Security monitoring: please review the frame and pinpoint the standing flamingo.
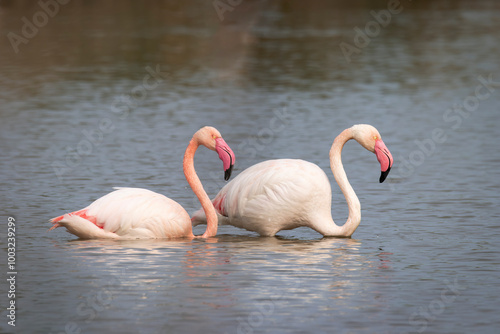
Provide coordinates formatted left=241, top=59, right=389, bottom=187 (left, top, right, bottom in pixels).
left=49, top=126, right=235, bottom=239
left=192, top=124, right=393, bottom=237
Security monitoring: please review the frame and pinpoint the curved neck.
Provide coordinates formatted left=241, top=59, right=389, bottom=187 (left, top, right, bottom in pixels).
left=184, top=138, right=218, bottom=238
left=328, top=128, right=361, bottom=237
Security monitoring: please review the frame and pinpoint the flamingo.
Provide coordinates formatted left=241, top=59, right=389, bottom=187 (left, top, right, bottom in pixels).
left=49, top=126, right=235, bottom=239
left=192, top=124, right=393, bottom=237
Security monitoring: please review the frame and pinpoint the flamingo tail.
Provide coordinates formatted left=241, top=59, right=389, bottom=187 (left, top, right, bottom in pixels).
left=48, top=210, right=116, bottom=239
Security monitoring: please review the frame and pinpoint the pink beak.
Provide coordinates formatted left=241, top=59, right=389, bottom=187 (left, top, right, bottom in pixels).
left=215, top=137, right=235, bottom=181
left=374, top=139, right=393, bottom=183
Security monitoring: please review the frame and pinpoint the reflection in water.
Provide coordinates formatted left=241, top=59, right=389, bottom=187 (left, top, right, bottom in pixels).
left=42, top=237, right=377, bottom=333
left=51, top=236, right=378, bottom=319
left=180, top=237, right=372, bottom=311
left=377, top=248, right=393, bottom=270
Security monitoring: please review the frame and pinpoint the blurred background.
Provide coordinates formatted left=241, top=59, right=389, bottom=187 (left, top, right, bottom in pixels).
left=1, top=1, right=499, bottom=333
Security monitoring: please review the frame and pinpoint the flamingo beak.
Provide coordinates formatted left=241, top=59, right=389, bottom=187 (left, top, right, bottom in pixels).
left=215, top=137, right=235, bottom=181
left=225, top=164, right=234, bottom=181
left=374, top=139, right=393, bottom=183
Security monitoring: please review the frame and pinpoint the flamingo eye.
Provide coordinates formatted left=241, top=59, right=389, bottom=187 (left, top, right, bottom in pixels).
left=374, top=136, right=378, bottom=140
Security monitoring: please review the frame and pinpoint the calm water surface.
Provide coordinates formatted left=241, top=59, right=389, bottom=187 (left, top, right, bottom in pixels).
left=1, top=1, right=499, bottom=333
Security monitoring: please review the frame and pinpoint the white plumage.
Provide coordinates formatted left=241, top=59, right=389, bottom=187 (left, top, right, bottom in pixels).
left=192, top=159, right=332, bottom=236
left=52, top=188, right=191, bottom=239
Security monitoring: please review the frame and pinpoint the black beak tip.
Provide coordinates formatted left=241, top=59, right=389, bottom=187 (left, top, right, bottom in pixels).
left=224, top=164, right=234, bottom=181
left=379, top=167, right=391, bottom=183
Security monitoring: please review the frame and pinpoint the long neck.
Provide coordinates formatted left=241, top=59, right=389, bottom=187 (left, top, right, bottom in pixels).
left=183, top=138, right=218, bottom=238
left=329, top=128, right=361, bottom=237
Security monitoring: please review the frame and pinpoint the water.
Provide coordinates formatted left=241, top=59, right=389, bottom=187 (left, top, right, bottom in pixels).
left=1, top=1, right=499, bottom=333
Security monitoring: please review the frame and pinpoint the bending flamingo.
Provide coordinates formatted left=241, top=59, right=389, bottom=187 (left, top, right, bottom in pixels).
left=192, top=124, right=393, bottom=237
left=50, top=126, right=235, bottom=239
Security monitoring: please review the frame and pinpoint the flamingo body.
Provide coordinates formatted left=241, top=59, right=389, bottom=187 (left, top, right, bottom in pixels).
left=193, top=159, right=332, bottom=236
left=50, top=188, right=192, bottom=239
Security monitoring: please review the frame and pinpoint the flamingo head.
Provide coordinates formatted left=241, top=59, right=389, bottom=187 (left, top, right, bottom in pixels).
left=351, top=124, right=393, bottom=183
left=196, top=126, right=236, bottom=181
